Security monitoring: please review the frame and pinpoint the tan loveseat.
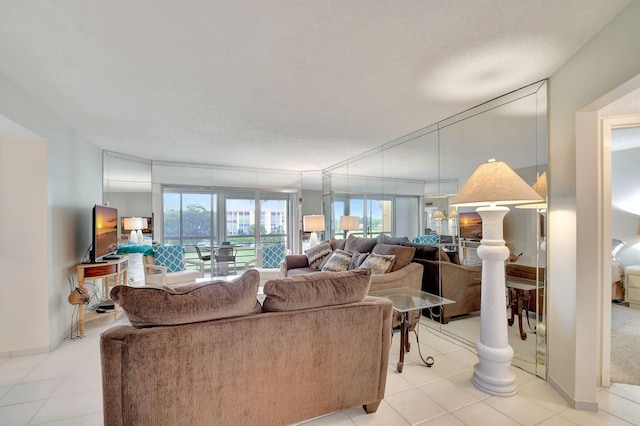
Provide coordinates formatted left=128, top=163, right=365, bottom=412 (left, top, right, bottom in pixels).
left=101, top=269, right=392, bottom=426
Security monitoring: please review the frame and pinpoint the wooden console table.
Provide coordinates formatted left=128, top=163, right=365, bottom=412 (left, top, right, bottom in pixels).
left=76, top=256, right=128, bottom=334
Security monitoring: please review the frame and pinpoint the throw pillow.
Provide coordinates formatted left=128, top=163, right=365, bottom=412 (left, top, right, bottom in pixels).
left=262, top=244, right=286, bottom=269
left=360, top=253, right=395, bottom=275
left=344, top=234, right=378, bottom=254
left=377, top=234, right=411, bottom=246
left=262, top=269, right=372, bottom=312
left=321, top=249, right=352, bottom=272
left=372, top=243, right=416, bottom=272
left=412, top=234, right=440, bottom=245
left=329, top=238, right=347, bottom=251
left=110, top=269, right=262, bottom=327
left=348, top=251, right=369, bottom=270
left=153, top=245, right=186, bottom=273
left=304, top=241, right=332, bottom=269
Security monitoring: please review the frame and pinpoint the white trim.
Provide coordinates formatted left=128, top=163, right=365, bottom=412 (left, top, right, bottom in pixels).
left=599, top=113, right=640, bottom=387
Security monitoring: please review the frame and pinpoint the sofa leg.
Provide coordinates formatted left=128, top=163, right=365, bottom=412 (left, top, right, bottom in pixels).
left=363, top=401, right=381, bottom=414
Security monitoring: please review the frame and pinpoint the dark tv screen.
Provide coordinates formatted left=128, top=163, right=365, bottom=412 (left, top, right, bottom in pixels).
left=459, top=212, right=482, bottom=239
left=92, top=205, right=118, bottom=262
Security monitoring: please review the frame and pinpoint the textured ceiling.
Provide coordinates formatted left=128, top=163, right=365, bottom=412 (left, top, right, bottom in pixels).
left=0, top=1, right=631, bottom=172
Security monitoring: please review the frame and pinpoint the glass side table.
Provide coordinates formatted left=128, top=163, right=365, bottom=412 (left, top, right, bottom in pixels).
left=369, top=287, right=455, bottom=372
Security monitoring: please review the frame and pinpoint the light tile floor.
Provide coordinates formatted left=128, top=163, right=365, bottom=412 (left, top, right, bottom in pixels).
left=1, top=316, right=639, bottom=426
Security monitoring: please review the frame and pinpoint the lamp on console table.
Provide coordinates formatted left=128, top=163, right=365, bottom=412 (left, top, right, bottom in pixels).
left=451, top=158, right=543, bottom=397
left=123, top=217, right=145, bottom=245
left=303, top=215, right=325, bottom=248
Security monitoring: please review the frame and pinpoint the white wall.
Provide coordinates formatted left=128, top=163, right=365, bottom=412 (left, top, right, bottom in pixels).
left=0, top=72, right=102, bottom=354
left=548, top=0, right=640, bottom=409
left=0, top=136, right=48, bottom=354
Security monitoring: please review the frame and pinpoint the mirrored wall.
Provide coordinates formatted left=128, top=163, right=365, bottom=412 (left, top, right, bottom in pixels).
left=322, top=81, right=548, bottom=377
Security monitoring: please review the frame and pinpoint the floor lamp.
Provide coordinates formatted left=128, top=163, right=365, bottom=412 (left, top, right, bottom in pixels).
left=451, top=159, right=543, bottom=396
left=303, top=215, right=325, bottom=247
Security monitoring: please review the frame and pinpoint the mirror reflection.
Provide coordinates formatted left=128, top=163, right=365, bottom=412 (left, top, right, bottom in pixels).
left=322, top=81, right=547, bottom=377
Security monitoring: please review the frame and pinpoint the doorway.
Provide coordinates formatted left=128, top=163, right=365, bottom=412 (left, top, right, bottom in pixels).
left=603, top=115, right=640, bottom=387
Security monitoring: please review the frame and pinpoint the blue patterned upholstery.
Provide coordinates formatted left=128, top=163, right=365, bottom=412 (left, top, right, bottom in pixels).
left=153, top=245, right=186, bottom=273
left=262, top=244, right=286, bottom=269
left=412, top=234, right=440, bottom=245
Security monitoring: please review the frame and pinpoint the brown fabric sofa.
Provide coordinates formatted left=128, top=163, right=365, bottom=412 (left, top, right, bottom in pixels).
left=418, top=259, right=482, bottom=323
left=284, top=235, right=424, bottom=294
left=101, top=269, right=392, bottom=426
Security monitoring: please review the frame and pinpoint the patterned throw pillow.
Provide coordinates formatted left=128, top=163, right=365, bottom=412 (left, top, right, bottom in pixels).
left=262, top=244, right=286, bottom=269
left=359, top=253, right=395, bottom=275
left=153, top=245, right=185, bottom=273
left=305, top=241, right=332, bottom=269
left=412, top=234, right=440, bottom=245
left=321, top=249, right=352, bottom=272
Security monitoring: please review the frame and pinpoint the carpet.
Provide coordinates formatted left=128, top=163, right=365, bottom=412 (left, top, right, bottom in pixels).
left=610, top=303, right=640, bottom=385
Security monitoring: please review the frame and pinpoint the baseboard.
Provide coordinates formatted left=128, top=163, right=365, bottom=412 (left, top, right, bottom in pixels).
left=548, top=375, right=598, bottom=412
left=0, top=344, right=51, bottom=358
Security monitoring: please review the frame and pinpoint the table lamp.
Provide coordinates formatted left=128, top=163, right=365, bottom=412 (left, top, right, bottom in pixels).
left=123, top=217, right=145, bottom=245
left=339, top=215, right=359, bottom=238
left=451, top=158, right=543, bottom=396
left=303, top=215, right=325, bottom=247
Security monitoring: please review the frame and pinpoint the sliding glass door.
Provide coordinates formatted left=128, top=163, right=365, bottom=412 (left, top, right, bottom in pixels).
left=163, top=186, right=295, bottom=271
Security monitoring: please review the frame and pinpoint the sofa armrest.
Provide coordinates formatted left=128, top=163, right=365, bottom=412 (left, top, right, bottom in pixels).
left=284, top=254, right=309, bottom=271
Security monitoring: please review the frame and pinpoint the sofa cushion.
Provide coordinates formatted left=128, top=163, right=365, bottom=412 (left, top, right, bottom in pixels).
left=262, top=269, right=372, bottom=312
left=110, top=269, right=262, bottom=327
left=372, top=243, right=416, bottom=272
left=321, top=249, right=352, bottom=272
left=344, top=234, right=378, bottom=254
left=153, top=245, right=185, bottom=273
left=304, top=241, right=333, bottom=269
left=360, top=253, right=395, bottom=275
left=377, top=234, right=411, bottom=246
left=329, top=238, right=347, bottom=251
left=348, top=250, right=369, bottom=270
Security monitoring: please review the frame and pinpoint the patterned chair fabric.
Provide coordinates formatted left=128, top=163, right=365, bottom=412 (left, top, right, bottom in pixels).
left=262, top=244, right=286, bottom=268
left=153, top=245, right=186, bottom=273
left=412, top=234, right=440, bottom=245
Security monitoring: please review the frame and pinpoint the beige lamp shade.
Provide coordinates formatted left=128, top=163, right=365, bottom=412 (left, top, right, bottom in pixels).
left=433, top=210, right=445, bottom=219
left=303, top=215, right=325, bottom=232
left=451, top=159, right=544, bottom=207
left=339, top=216, right=359, bottom=231
left=515, top=171, right=548, bottom=209
left=448, top=210, right=458, bottom=219
left=123, top=217, right=145, bottom=231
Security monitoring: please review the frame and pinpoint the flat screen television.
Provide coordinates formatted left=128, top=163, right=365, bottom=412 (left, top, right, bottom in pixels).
left=459, top=211, right=482, bottom=240
left=91, top=204, right=119, bottom=263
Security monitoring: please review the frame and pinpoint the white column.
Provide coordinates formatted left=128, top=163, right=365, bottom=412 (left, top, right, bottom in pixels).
left=472, top=206, right=517, bottom=396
